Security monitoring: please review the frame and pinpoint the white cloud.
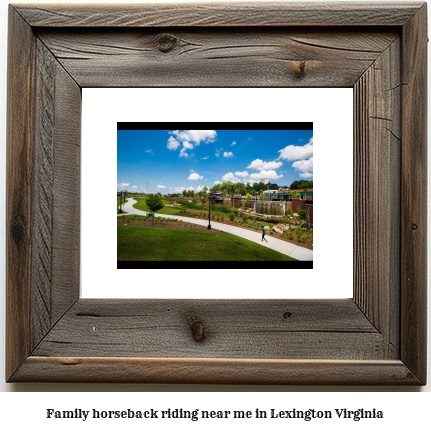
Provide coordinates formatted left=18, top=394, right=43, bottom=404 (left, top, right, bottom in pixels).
left=231, top=141, right=237, bottom=146
left=168, top=130, right=216, bottom=154
left=190, top=169, right=194, bottom=172
left=171, top=130, right=217, bottom=146
left=214, top=180, right=221, bottom=185
left=292, top=157, right=313, bottom=178
left=201, top=156, right=209, bottom=160
left=157, top=185, right=166, bottom=189
left=132, top=185, right=138, bottom=189
left=182, top=141, right=194, bottom=150
left=174, top=186, right=186, bottom=192
left=222, top=172, right=241, bottom=183
left=167, top=136, right=180, bottom=150
left=179, top=148, right=189, bottom=157
left=278, top=137, right=313, bottom=161
left=117, top=182, right=129, bottom=188
left=187, top=186, right=195, bottom=191
left=249, top=170, right=283, bottom=181
left=235, top=171, right=249, bottom=178
left=223, top=151, right=234, bottom=158
left=247, top=159, right=282, bottom=170
left=188, top=172, right=203, bottom=181
left=196, top=185, right=204, bottom=192
left=145, top=149, right=155, bottom=155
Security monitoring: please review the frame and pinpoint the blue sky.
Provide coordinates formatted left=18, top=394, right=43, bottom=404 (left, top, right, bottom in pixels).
left=117, top=129, right=313, bottom=194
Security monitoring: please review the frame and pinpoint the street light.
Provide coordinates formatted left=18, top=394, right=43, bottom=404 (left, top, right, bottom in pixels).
left=118, top=190, right=127, bottom=213
left=207, top=193, right=213, bottom=230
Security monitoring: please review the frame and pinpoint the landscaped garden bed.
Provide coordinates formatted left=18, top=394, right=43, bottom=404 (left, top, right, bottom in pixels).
left=119, top=198, right=313, bottom=250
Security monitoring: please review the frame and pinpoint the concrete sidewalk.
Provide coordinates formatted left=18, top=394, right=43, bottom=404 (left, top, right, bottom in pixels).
left=118, top=198, right=313, bottom=261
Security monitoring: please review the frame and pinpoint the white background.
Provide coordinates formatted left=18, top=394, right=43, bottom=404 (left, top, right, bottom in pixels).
left=0, top=0, right=430, bottom=425
left=82, top=87, right=353, bottom=299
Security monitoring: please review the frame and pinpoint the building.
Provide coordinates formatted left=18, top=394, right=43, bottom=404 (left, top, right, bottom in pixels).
left=263, top=188, right=313, bottom=201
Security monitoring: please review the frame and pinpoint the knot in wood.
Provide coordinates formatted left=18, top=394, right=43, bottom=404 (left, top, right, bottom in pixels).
left=411, top=223, right=418, bottom=230
left=283, top=312, right=292, bottom=319
left=11, top=222, right=25, bottom=245
left=157, top=34, right=178, bottom=53
left=292, top=61, right=307, bottom=79
left=186, top=315, right=206, bottom=342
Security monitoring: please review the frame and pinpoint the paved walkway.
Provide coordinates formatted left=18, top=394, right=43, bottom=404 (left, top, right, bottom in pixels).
left=118, top=198, right=313, bottom=261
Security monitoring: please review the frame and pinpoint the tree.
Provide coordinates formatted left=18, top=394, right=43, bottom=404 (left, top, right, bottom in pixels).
left=253, top=181, right=266, bottom=194
left=245, top=182, right=253, bottom=194
left=236, top=182, right=247, bottom=196
left=182, top=189, right=187, bottom=197
left=226, top=181, right=236, bottom=205
left=290, top=190, right=300, bottom=200
left=290, top=180, right=313, bottom=190
left=146, top=194, right=164, bottom=224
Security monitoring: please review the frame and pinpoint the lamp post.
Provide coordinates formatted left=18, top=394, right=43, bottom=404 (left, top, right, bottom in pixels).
left=207, top=193, right=212, bottom=230
left=118, top=190, right=126, bottom=213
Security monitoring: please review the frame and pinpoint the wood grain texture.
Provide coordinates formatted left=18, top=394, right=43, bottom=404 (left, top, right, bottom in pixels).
left=12, top=357, right=420, bottom=385
left=353, top=38, right=401, bottom=359
left=37, top=29, right=398, bottom=88
left=6, top=2, right=427, bottom=385
left=32, top=40, right=56, bottom=348
left=32, top=299, right=384, bottom=360
left=400, top=3, right=427, bottom=384
left=6, top=8, right=36, bottom=381
left=31, top=39, right=81, bottom=349
left=15, top=2, right=423, bottom=27
left=50, top=53, right=81, bottom=324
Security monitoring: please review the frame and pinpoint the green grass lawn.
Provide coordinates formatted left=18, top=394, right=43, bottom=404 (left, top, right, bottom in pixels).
left=117, top=197, right=128, bottom=214
left=132, top=198, right=180, bottom=215
left=117, top=226, right=296, bottom=261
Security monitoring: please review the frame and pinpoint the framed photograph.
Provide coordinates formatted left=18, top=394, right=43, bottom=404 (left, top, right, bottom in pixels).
left=115, top=122, right=314, bottom=269
left=6, top=2, right=427, bottom=384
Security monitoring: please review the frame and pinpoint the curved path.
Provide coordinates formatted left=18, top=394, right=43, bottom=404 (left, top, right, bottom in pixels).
left=118, top=198, right=313, bottom=261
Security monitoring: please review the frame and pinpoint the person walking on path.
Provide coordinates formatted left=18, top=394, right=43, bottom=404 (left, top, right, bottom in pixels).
left=261, top=226, right=268, bottom=243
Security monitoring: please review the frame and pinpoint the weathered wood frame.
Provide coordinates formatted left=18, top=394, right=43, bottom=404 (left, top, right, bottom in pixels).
left=6, top=3, right=427, bottom=384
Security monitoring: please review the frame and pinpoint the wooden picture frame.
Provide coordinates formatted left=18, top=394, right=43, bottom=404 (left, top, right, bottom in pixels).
left=6, top=2, right=427, bottom=384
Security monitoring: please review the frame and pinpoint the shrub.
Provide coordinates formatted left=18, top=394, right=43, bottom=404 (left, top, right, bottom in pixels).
left=298, top=209, right=307, bottom=219
left=242, top=214, right=249, bottom=223
left=229, top=212, right=235, bottom=221
left=286, top=208, right=293, bottom=215
left=244, top=200, right=250, bottom=208
left=216, top=204, right=232, bottom=214
left=182, top=201, right=199, bottom=210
